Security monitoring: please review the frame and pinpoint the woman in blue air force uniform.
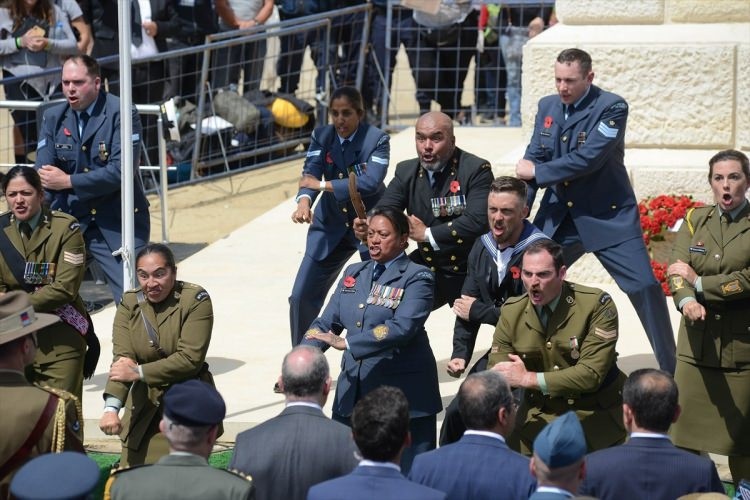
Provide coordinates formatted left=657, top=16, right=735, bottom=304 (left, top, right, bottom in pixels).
left=302, top=207, right=441, bottom=474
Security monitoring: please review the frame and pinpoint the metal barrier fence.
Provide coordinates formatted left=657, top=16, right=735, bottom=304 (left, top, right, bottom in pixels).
left=0, top=1, right=553, bottom=186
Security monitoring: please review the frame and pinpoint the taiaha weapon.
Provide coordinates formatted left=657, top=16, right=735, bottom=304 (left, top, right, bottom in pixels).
left=348, top=171, right=367, bottom=242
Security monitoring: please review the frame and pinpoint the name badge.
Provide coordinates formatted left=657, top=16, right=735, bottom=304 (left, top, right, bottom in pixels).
left=55, top=143, right=73, bottom=150
left=689, top=246, right=707, bottom=254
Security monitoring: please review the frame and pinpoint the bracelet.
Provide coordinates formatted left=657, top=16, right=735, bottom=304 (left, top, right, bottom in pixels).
left=319, top=180, right=326, bottom=191
left=15, top=37, right=21, bottom=49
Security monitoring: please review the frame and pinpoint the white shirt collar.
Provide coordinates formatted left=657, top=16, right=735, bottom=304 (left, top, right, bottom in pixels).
left=359, top=459, right=400, bottom=472
left=285, top=401, right=323, bottom=410
left=463, top=430, right=506, bottom=443
left=630, top=432, right=671, bottom=440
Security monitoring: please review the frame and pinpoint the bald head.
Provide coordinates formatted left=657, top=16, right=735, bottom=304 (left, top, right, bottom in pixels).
left=458, top=371, right=515, bottom=435
left=280, top=345, right=330, bottom=402
left=415, top=111, right=456, bottom=172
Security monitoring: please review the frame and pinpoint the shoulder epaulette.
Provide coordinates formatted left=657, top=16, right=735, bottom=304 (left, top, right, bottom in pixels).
left=227, top=468, right=254, bottom=483
left=35, top=384, right=82, bottom=451
left=504, top=294, right=527, bottom=305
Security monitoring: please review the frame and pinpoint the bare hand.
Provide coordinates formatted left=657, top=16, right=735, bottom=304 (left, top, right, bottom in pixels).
left=667, top=260, right=698, bottom=285
left=515, top=159, right=536, bottom=180
left=682, top=300, right=706, bottom=322
left=354, top=217, right=368, bottom=241
left=109, top=357, right=140, bottom=383
left=142, top=20, right=158, bottom=37
left=408, top=215, right=427, bottom=242
left=452, top=295, right=476, bottom=321
left=493, top=353, right=536, bottom=389
left=39, top=165, right=72, bottom=190
left=446, top=358, right=466, bottom=378
left=306, top=330, right=346, bottom=351
left=99, top=411, right=122, bottom=436
left=291, top=199, right=312, bottom=224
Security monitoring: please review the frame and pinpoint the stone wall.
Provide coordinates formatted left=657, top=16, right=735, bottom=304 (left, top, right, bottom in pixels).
left=502, top=0, right=750, bottom=201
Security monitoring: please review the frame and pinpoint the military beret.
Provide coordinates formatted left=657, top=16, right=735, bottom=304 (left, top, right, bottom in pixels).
left=164, top=379, right=226, bottom=427
left=533, top=411, right=586, bottom=468
left=10, top=452, right=99, bottom=500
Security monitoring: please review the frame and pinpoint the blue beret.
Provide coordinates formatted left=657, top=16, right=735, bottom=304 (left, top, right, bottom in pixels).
left=533, top=411, right=586, bottom=468
left=10, top=452, right=99, bottom=500
left=164, top=380, right=226, bottom=427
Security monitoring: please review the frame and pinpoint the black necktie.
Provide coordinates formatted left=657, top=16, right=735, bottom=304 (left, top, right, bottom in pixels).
left=373, top=263, right=386, bottom=282
left=132, top=1, right=143, bottom=47
left=19, top=222, right=32, bottom=239
left=341, top=139, right=350, bottom=153
left=565, top=104, right=574, bottom=119
left=79, top=111, right=89, bottom=136
left=431, top=169, right=445, bottom=194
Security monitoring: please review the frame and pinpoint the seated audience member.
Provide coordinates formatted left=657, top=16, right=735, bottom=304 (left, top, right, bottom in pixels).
left=0, top=291, right=84, bottom=498
left=106, top=380, right=254, bottom=500
left=579, top=369, right=725, bottom=499
left=409, top=371, right=535, bottom=499
left=529, top=411, right=587, bottom=499
left=308, top=386, right=446, bottom=500
left=10, top=452, right=98, bottom=500
left=231, top=346, right=359, bottom=500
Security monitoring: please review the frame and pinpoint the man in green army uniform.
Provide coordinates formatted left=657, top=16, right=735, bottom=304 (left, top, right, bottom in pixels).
left=0, top=291, right=84, bottom=498
left=489, top=239, right=626, bottom=454
left=106, top=379, right=254, bottom=500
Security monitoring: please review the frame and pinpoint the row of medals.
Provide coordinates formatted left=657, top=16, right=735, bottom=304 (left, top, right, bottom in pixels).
left=366, top=283, right=404, bottom=309
left=432, top=195, right=467, bottom=217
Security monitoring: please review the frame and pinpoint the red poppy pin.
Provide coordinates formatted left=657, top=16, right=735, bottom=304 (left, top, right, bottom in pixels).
left=510, top=266, right=521, bottom=279
left=544, top=116, right=553, bottom=129
left=343, top=276, right=356, bottom=288
left=325, top=151, right=333, bottom=165
left=63, top=127, right=72, bottom=136
left=450, top=180, right=461, bottom=193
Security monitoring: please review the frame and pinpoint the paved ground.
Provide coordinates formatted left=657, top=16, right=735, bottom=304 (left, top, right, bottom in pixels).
left=78, top=125, right=729, bottom=479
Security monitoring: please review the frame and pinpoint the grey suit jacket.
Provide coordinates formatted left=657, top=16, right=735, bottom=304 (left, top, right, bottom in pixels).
left=230, top=405, right=359, bottom=500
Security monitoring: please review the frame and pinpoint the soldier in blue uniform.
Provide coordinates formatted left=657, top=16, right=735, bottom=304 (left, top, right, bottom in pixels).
left=516, top=48, right=676, bottom=374
left=289, top=86, right=390, bottom=346
left=35, top=55, right=150, bottom=303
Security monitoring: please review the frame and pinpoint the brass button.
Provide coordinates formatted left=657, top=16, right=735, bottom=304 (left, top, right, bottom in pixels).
left=714, top=254, right=720, bottom=260
left=425, top=257, right=432, bottom=262
left=451, top=230, right=457, bottom=236
left=358, top=303, right=364, bottom=309
left=715, top=314, right=721, bottom=321
left=457, top=239, right=463, bottom=244
left=562, top=135, right=568, bottom=143
left=356, top=321, right=361, bottom=327
left=448, top=222, right=453, bottom=226
left=83, top=168, right=89, bottom=173
left=345, top=222, right=350, bottom=228
left=338, top=173, right=344, bottom=179
left=342, top=207, right=348, bottom=213
left=90, top=209, right=97, bottom=215
left=450, top=255, right=456, bottom=261
left=430, top=266, right=436, bottom=272
left=553, top=365, right=560, bottom=371
left=611, top=204, right=616, bottom=210
left=522, top=353, right=527, bottom=359
left=564, top=181, right=569, bottom=186
left=567, top=399, right=574, bottom=405
left=134, top=208, right=139, bottom=213
left=566, top=201, right=573, bottom=208
left=422, top=246, right=430, bottom=252
left=82, top=145, right=87, bottom=151
left=546, top=341, right=552, bottom=349
left=453, top=266, right=459, bottom=271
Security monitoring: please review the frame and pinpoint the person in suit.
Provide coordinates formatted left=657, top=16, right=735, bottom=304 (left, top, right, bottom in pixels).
left=489, top=239, right=626, bottom=454
left=303, top=207, right=441, bottom=473
left=0, top=291, right=84, bottom=499
left=667, top=149, right=750, bottom=486
left=439, top=176, right=548, bottom=444
left=0, top=166, right=88, bottom=401
left=516, top=47, right=676, bottom=374
left=10, top=452, right=99, bottom=500
left=106, top=380, right=254, bottom=500
left=580, top=368, right=724, bottom=499
left=289, top=86, right=390, bottom=346
left=308, top=386, right=446, bottom=500
left=36, top=54, right=150, bottom=303
left=409, top=371, right=536, bottom=499
left=98, top=243, right=215, bottom=468
left=354, top=111, right=494, bottom=311
left=230, top=345, right=359, bottom=500
left=529, top=411, right=587, bottom=499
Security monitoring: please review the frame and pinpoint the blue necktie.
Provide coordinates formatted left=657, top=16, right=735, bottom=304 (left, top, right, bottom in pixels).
left=79, top=111, right=89, bottom=136
left=373, top=263, right=386, bottom=282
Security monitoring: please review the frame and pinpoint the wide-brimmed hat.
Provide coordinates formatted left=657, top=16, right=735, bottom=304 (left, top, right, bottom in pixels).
left=0, top=291, right=59, bottom=346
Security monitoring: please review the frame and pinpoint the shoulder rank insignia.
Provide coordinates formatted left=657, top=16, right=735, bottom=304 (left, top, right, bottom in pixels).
left=195, top=290, right=210, bottom=301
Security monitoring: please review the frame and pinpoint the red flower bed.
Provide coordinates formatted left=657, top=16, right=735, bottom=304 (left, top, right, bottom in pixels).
left=639, top=194, right=704, bottom=295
